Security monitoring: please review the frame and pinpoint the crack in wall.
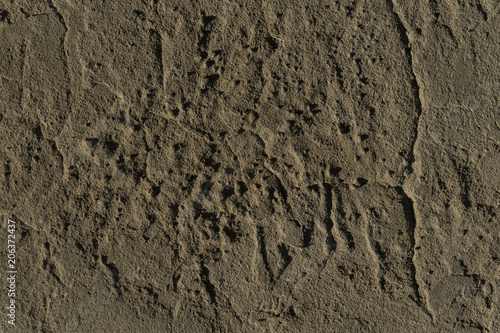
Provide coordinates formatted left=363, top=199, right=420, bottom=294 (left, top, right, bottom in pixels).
left=387, top=0, right=433, bottom=320
left=387, top=0, right=424, bottom=176
left=47, top=0, right=69, bottom=73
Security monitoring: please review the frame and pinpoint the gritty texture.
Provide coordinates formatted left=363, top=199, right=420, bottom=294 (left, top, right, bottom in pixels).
left=0, top=0, right=499, bottom=332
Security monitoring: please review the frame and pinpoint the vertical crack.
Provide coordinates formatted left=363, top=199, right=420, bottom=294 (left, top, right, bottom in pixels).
left=47, top=0, right=71, bottom=137
left=200, top=260, right=220, bottom=330
left=395, top=186, right=433, bottom=319
left=20, top=41, right=27, bottom=114
left=323, top=183, right=337, bottom=254
left=386, top=1, right=433, bottom=320
left=101, top=256, right=122, bottom=296
left=200, top=262, right=217, bottom=304
left=386, top=0, right=424, bottom=175
left=47, top=0, right=69, bottom=71
left=149, top=29, right=165, bottom=89
left=257, top=226, right=273, bottom=283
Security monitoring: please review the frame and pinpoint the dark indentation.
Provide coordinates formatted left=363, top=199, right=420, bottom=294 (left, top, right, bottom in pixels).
left=42, top=257, right=49, bottom=270
left=212, top=163, right=221, bottom=172
left=185, top=174, right=197, bottom=182
left=200, top=262, right=217, bottom=304
left=258, top=226, right=273, bottom=281
left=223, top=227, right=239, bottom=242
left=172, top=108, right=180, bottom=116
left=194, top=202, right=204, bottom=218
left=0, top=10, right=11, bottom=23
left=209, top=220, right=220, bottom=234
left=291, top=109, right=304, bottom=116
left=459, top=259, right=469, bottom=275
left=202, top=182, right=214, bottom=192
left=380, top=276, right=387, bottom=291
left=355, top=178, right=368, bottom=188
left=102, top=256, right=120, bottom=283
left=265, top=36, right=278, bottom=50
left=149, top=31, right=161, bottom=58
left=323, top=183, right=337, bottom=253
left=286, top=306, right=297, bottom=318
left=173, top=143, right=186, bottom=152
left=85, top=138, right=99, bottom=148
left=394, top=186, right=423, bottom=305
left=374, top=241, right=387, bottom=260
left=307, top=184, right=320, bottom=194
left=277, top=243, right=292, bottom=278
left=450, top=160, right=473, bottom=208
left=46, top=260, right=63, bottom=284
left=134, top=170, right=145, bottom=183
left=149, top=29, right=163, bottom=85
left=146, top=89, right=157, bottom=107
left=275, top=178, right=289, bottom=204
left=201, top=154, right=215, bottom=167
left=360, top=134, right=369, bottom=141
left=209, top=143, right=218, bottom=154
left=307, top=103, right=319, bottom=115
left=202, top=15, right=216, bottom=25
left=151, top=186, right=161, bottom=197
left=330, top=166, right=342, bottom=177
left=237, top=181, right=248, bottom=195
left=104, top=141, right=119, bottom=154
left=268, top=187, right=276, bottom=202
left=199, top=31, right=210, bottom=50
left=338, top=265, right=347, bottom=276
left=205, top=74, right=220, bottom=86
left=73, top=241, right=85, bottom=253
left=32, top=126, right=43, bottom=140
left=132, top=10, right=146, bottom=21
left=339, top=223, right=355, bottom=250
left=476, top=2, right=488, bottom=21
left=222, top=187, right=235, bottom=200
left=303, top=227, right=313, bottom=247
left=69, top=166, right=79, bottom=180
left=339, top=123, right=351, bottom=134
left=303, top=116, right=313, bottom=125
left=225, top=167, right=235, bottom=175
left=143, top=286, right=159, bottom=301
left=201, top=212, right=218, bottom=222
left=332, top=63, right=345, bottom=90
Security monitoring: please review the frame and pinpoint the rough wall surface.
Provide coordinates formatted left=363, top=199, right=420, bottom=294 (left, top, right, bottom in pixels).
left=0, top=0, right=499, bottom=332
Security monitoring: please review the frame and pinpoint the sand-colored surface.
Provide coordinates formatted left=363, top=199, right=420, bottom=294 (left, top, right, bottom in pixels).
left=0, top=1, right=499, bottom=332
